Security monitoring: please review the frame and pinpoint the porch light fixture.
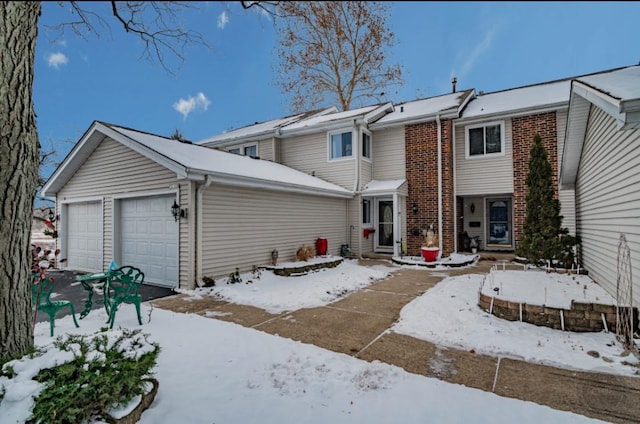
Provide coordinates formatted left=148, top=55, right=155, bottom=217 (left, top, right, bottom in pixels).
left=48, top=209, right=59, bottom=222
left=470, top=203, right=476, bottom=214
left=412, top=203, right=419, bottom=215
left=171, top=200, right=186, bottom=222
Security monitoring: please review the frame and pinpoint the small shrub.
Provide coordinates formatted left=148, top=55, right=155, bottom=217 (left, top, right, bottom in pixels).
left=1, top=328, right=159, bottom=424
left=296, top=245, right=315, bottom=261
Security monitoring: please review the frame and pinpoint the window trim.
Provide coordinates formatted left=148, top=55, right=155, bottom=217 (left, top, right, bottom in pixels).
left=327, top=128, right=354, bottom=162
left=227, top=143, right=258, bottom=157
left=464, top=121, right=506, bottom=159
left=362, top=198, right=372, bottom=225
left=361, top=129, right=372, bottom=162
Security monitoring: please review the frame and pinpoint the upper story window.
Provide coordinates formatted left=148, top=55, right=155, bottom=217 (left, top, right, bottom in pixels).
left=362, top=131, right=372, bottom=160
left=228, top=144, right=258, bottom=157
left=329, top=130, right=353, bottom=160
left=243, top=145, right=257, bottom=157
left=465, top=121, right=505, bottom=158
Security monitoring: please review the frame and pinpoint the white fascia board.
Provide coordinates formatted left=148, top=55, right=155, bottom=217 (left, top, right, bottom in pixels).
left=364, top=102, right=394, bottom=124
left=559, top=89, right=590, bottom=189
left=571, top=81, right=625, bottom=128
left=457, top=90, right=476, bottom=115
left=199, top=130, right=277, bottom=148
left=205, top=172, right=354, bottom=199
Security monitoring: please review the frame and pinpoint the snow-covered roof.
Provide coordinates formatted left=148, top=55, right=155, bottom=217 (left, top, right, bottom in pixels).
left=280, top=105, right=380, bottom=133
left=198, top=107, right=338, bottom=146
left=361, top=179, right=407, bottom=196
left=461, top=80, right=571, bottom=120
left=370, top=90, right=474, bottom=129
left=42, top=122, right=354, bottom=199
left=576, top=65, right=640, bottom=103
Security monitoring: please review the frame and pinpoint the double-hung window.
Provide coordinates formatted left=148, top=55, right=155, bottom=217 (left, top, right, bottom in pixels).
left=362, top=131, right=372, bottom=160
left=329, top=130, right=353, bottom=160
left=466, top=122, right=505, bottom=158
left=243, top=145, right=257, bottom=157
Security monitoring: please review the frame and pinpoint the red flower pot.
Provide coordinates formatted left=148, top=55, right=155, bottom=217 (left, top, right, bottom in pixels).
left=421, top=247, right=440, bottom=262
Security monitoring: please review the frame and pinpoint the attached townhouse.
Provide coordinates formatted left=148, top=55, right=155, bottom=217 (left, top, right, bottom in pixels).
left=41, top=65, right=640, bottom=304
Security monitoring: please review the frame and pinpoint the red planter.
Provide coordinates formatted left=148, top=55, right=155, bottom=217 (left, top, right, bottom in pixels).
left=316, top=238, right=328, bottom=256
left=421, top=247, right=440, bottom=262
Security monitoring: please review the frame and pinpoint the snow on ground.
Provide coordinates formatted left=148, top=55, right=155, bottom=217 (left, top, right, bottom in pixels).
left=481, top=269, right=616, bottom=308
left=177, top=259, right=392, bottom=314
left=12, top=305, right=602, bottom=424
left=393, top=273, right=639, bottom=377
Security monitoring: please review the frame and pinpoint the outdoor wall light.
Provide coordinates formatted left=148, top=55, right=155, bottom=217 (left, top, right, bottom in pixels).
left=171, top=200, right=186, bottom=222
left=48, top=209, right=59, bottom=222
left=470, top=203, right=476, bottom=214
left=412, top=203, right=419, bottom=215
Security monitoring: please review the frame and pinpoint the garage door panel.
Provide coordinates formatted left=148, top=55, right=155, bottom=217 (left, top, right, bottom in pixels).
left=67, top=202, right=102, bottom=272
left=120, top=195, right=178, bottom=287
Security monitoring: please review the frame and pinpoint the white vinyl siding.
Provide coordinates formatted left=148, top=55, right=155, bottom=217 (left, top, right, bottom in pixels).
left=556, top=110, right=576, bottom=235
left=360, top=158, right=372, bottom=190
left=201, top=185, right=348, bottom=279
left=455, top=119, right=514, bottom=196
left=576, top=105, right=640, bottom=306
left=57, top=138, right=191, bottom=287
left=280, top=132, right=355, bottom=189
left=258, top=138, right=276, bottom=162
left=372, top=127, right=405, bottom=180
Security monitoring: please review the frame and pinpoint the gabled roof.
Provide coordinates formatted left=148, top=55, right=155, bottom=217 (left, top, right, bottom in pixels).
left=369, top=90, right=474, bottom=129
left=41, top=121, right=354, bottom=199
left=561, top=65, right=640, bottom=189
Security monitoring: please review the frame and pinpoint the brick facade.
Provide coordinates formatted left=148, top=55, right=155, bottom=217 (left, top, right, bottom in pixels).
left=405, top=119, right=455, bottom=256
left=511, top=112, right=558, bottom=247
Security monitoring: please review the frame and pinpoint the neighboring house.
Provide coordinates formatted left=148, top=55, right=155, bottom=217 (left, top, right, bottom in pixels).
left=42, top=64, right=640, bottom=292
left=560, top=65, right=640, bottom=306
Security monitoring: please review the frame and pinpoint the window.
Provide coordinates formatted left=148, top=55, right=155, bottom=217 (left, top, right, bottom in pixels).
left=228, top=148, right=240, bottom=155
left=362, top=131, right=371, bottom=160
left=329, top=130, right=353, bottom=160
left=466, top=122, right=505, bottom=157
left=243, top=145, right=257, bottom=157
left=362, top=199, right=371, bottom=225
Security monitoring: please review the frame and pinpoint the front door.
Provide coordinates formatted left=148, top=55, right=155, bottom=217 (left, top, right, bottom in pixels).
left=376, top=200, right=394, bottom=252
left=486, top=198, right=512, bottom=248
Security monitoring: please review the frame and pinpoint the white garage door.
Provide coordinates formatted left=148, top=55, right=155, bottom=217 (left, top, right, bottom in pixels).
left=120, top=195, right=178, bottom=287
left=67, top=202, right=102, bottom=272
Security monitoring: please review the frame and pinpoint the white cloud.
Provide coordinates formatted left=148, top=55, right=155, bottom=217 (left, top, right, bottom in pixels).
left=217, top=11, right=229, bottom=29
left=173, top=92, right=211, bottom=120
left=47, top=52, right=68, bottom=69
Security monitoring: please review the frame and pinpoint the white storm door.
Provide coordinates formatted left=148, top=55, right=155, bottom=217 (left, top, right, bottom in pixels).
left=120, top=195, right=178, bottom=287
left=66, top=202, right=102, bottom=272
left=375, top=199, right=394, bottom=253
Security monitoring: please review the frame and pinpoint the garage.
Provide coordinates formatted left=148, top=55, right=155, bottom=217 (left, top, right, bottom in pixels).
left=66, top=201, right=102, bottom=272
left=119, top=195, right=178, bottom=287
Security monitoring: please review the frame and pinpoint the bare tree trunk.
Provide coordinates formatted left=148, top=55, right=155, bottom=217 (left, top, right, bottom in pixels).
left=0, top=1, right=41, bottom=358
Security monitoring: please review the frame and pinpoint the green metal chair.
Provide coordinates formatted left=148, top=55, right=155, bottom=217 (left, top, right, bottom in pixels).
left=32, top=274, right=80, bottom=336
left=106, top=266, right=145, bottom=329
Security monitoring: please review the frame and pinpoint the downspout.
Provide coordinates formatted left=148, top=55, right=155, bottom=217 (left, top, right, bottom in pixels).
left=353, top=120, right=360, bottom=257
left=437, top=114, right=443, bottom=255
left=196, top=175, right=214, bottom=286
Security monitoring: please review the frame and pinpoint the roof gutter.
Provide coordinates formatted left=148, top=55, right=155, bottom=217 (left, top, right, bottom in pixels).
left=368, top=109, right=459, bottom=131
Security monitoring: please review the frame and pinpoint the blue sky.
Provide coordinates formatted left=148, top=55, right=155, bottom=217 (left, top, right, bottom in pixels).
left=35, top=1, right=640, bottom=181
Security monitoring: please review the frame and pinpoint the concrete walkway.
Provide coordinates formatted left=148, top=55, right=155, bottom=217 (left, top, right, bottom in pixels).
left=151, top=258, right=640, bottom=423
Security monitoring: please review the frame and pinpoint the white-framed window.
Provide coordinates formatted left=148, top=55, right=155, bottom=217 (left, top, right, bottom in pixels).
left=362, top=199, right=371, bottom=225
left=228, top=144, right=258, bottom=157
left=243, top=144, right=257, bottom=157
left=328, top=130, right=353, bottom=160
left=362, top=130, right=372, bottom=160
left=465, top=121, right=505, bottom=158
